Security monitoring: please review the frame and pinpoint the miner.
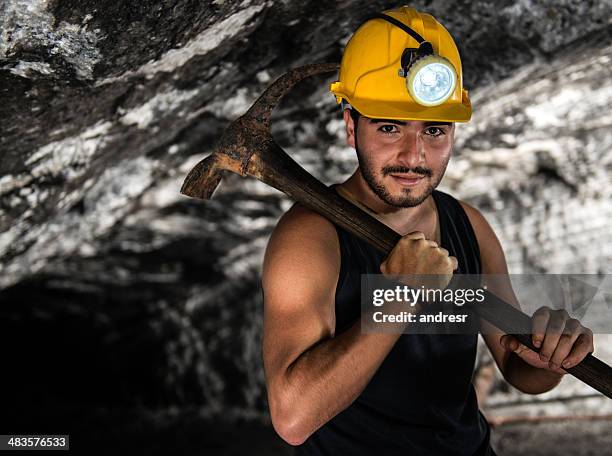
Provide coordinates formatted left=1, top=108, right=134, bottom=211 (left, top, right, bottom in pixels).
left=261, top=6, right=594, bottom=455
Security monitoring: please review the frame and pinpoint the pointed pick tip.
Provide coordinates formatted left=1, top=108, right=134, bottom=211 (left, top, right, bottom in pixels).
left=180, top=164, right=223, bottom=200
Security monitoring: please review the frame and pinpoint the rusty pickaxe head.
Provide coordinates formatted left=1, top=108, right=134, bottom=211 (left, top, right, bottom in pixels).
left=180, top=63, right=339, bottom=200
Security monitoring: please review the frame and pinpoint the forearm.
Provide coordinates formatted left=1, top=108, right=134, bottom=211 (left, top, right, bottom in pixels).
left=504, top=352, right=564, bottom=394
left=271, top=319, right=404, bottom=443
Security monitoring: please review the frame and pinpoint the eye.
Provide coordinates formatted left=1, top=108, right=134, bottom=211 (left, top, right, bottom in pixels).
left=424, top=126, right=445, bottom=137
left=378, top=125, right=399, bottom=135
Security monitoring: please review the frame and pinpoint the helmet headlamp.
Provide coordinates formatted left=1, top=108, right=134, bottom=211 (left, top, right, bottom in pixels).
left=365, top=13, right=458, bottom=107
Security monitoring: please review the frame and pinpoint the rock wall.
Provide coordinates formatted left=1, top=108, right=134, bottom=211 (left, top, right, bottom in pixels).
left=1, top=0, right=611, bottom=449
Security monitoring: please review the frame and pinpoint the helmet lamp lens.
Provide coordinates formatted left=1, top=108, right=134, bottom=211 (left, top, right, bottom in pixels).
left=408, top=61, right=456, bottom=106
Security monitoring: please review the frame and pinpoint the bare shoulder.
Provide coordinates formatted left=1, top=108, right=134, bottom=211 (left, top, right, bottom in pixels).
left=267, top=202, right=339, bottom=247
left=459, top=200, right=498, bottom=246
left=262, top=202, right=341, bottom=321
left=263, top=202, right=340, bottom=275
left=458, top=199, right=508, bottom=274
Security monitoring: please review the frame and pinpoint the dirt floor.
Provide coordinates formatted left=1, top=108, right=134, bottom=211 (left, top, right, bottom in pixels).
left=490, top=418, right=612, bottom=456
left=5, top=403, right=612, bottom=455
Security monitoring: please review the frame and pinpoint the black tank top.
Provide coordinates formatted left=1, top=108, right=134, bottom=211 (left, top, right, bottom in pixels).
left=295, top=188, right=491, bottom=456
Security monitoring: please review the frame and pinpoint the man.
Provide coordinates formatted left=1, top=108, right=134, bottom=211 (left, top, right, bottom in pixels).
left=261, top=6, right=594, bottom=455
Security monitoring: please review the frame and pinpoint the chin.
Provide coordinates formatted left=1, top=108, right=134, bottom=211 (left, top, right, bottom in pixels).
left=385, top=179, right=433, bottom=207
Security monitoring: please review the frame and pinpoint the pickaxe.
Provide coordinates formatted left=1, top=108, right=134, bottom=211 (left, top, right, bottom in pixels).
left=180, top=63, right=612, bottom=399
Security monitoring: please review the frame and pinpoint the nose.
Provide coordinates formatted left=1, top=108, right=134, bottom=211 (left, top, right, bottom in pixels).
left=396, top=131, right=424, bottom=168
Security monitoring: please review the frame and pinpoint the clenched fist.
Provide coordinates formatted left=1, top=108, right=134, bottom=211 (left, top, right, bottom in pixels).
left=380, top=231, right=458, bottom=290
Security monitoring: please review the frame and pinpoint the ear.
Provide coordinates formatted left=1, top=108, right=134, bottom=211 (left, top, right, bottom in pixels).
left=343, top=108, right=356, bottom=149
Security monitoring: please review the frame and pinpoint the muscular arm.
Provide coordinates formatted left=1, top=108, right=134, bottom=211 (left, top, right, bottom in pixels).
left=262, top=204, right=404, bottom=445
left=461, top=202, right=565, bottom=394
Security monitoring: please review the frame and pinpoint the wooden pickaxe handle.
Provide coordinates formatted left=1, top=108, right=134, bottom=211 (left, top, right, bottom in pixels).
left=181, top=63, right=612, bottom=399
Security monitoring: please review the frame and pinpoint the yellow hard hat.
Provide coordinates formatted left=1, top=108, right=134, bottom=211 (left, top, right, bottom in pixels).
left=330, top=6, right=471, bottom=122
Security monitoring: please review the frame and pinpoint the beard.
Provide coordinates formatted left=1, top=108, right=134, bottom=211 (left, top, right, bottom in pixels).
left=355, top=143, right=447, bottom=208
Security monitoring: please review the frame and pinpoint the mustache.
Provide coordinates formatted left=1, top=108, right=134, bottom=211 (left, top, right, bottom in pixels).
left=382, top=165, right=433, bottom=178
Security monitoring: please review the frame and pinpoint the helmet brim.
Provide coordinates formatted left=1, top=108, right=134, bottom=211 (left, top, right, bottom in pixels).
left=346, top=95, right=472, bottom=123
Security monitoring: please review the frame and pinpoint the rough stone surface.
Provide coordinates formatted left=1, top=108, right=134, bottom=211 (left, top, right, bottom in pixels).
left=1, top=0, right=611, bottom=453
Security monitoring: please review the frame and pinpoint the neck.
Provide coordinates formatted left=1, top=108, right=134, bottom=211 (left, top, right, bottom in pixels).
left=337, top=169, right=436, bottom=235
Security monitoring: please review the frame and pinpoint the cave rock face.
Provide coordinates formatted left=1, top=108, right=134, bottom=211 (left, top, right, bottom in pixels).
left=1, top=0, right=610, bottom=417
